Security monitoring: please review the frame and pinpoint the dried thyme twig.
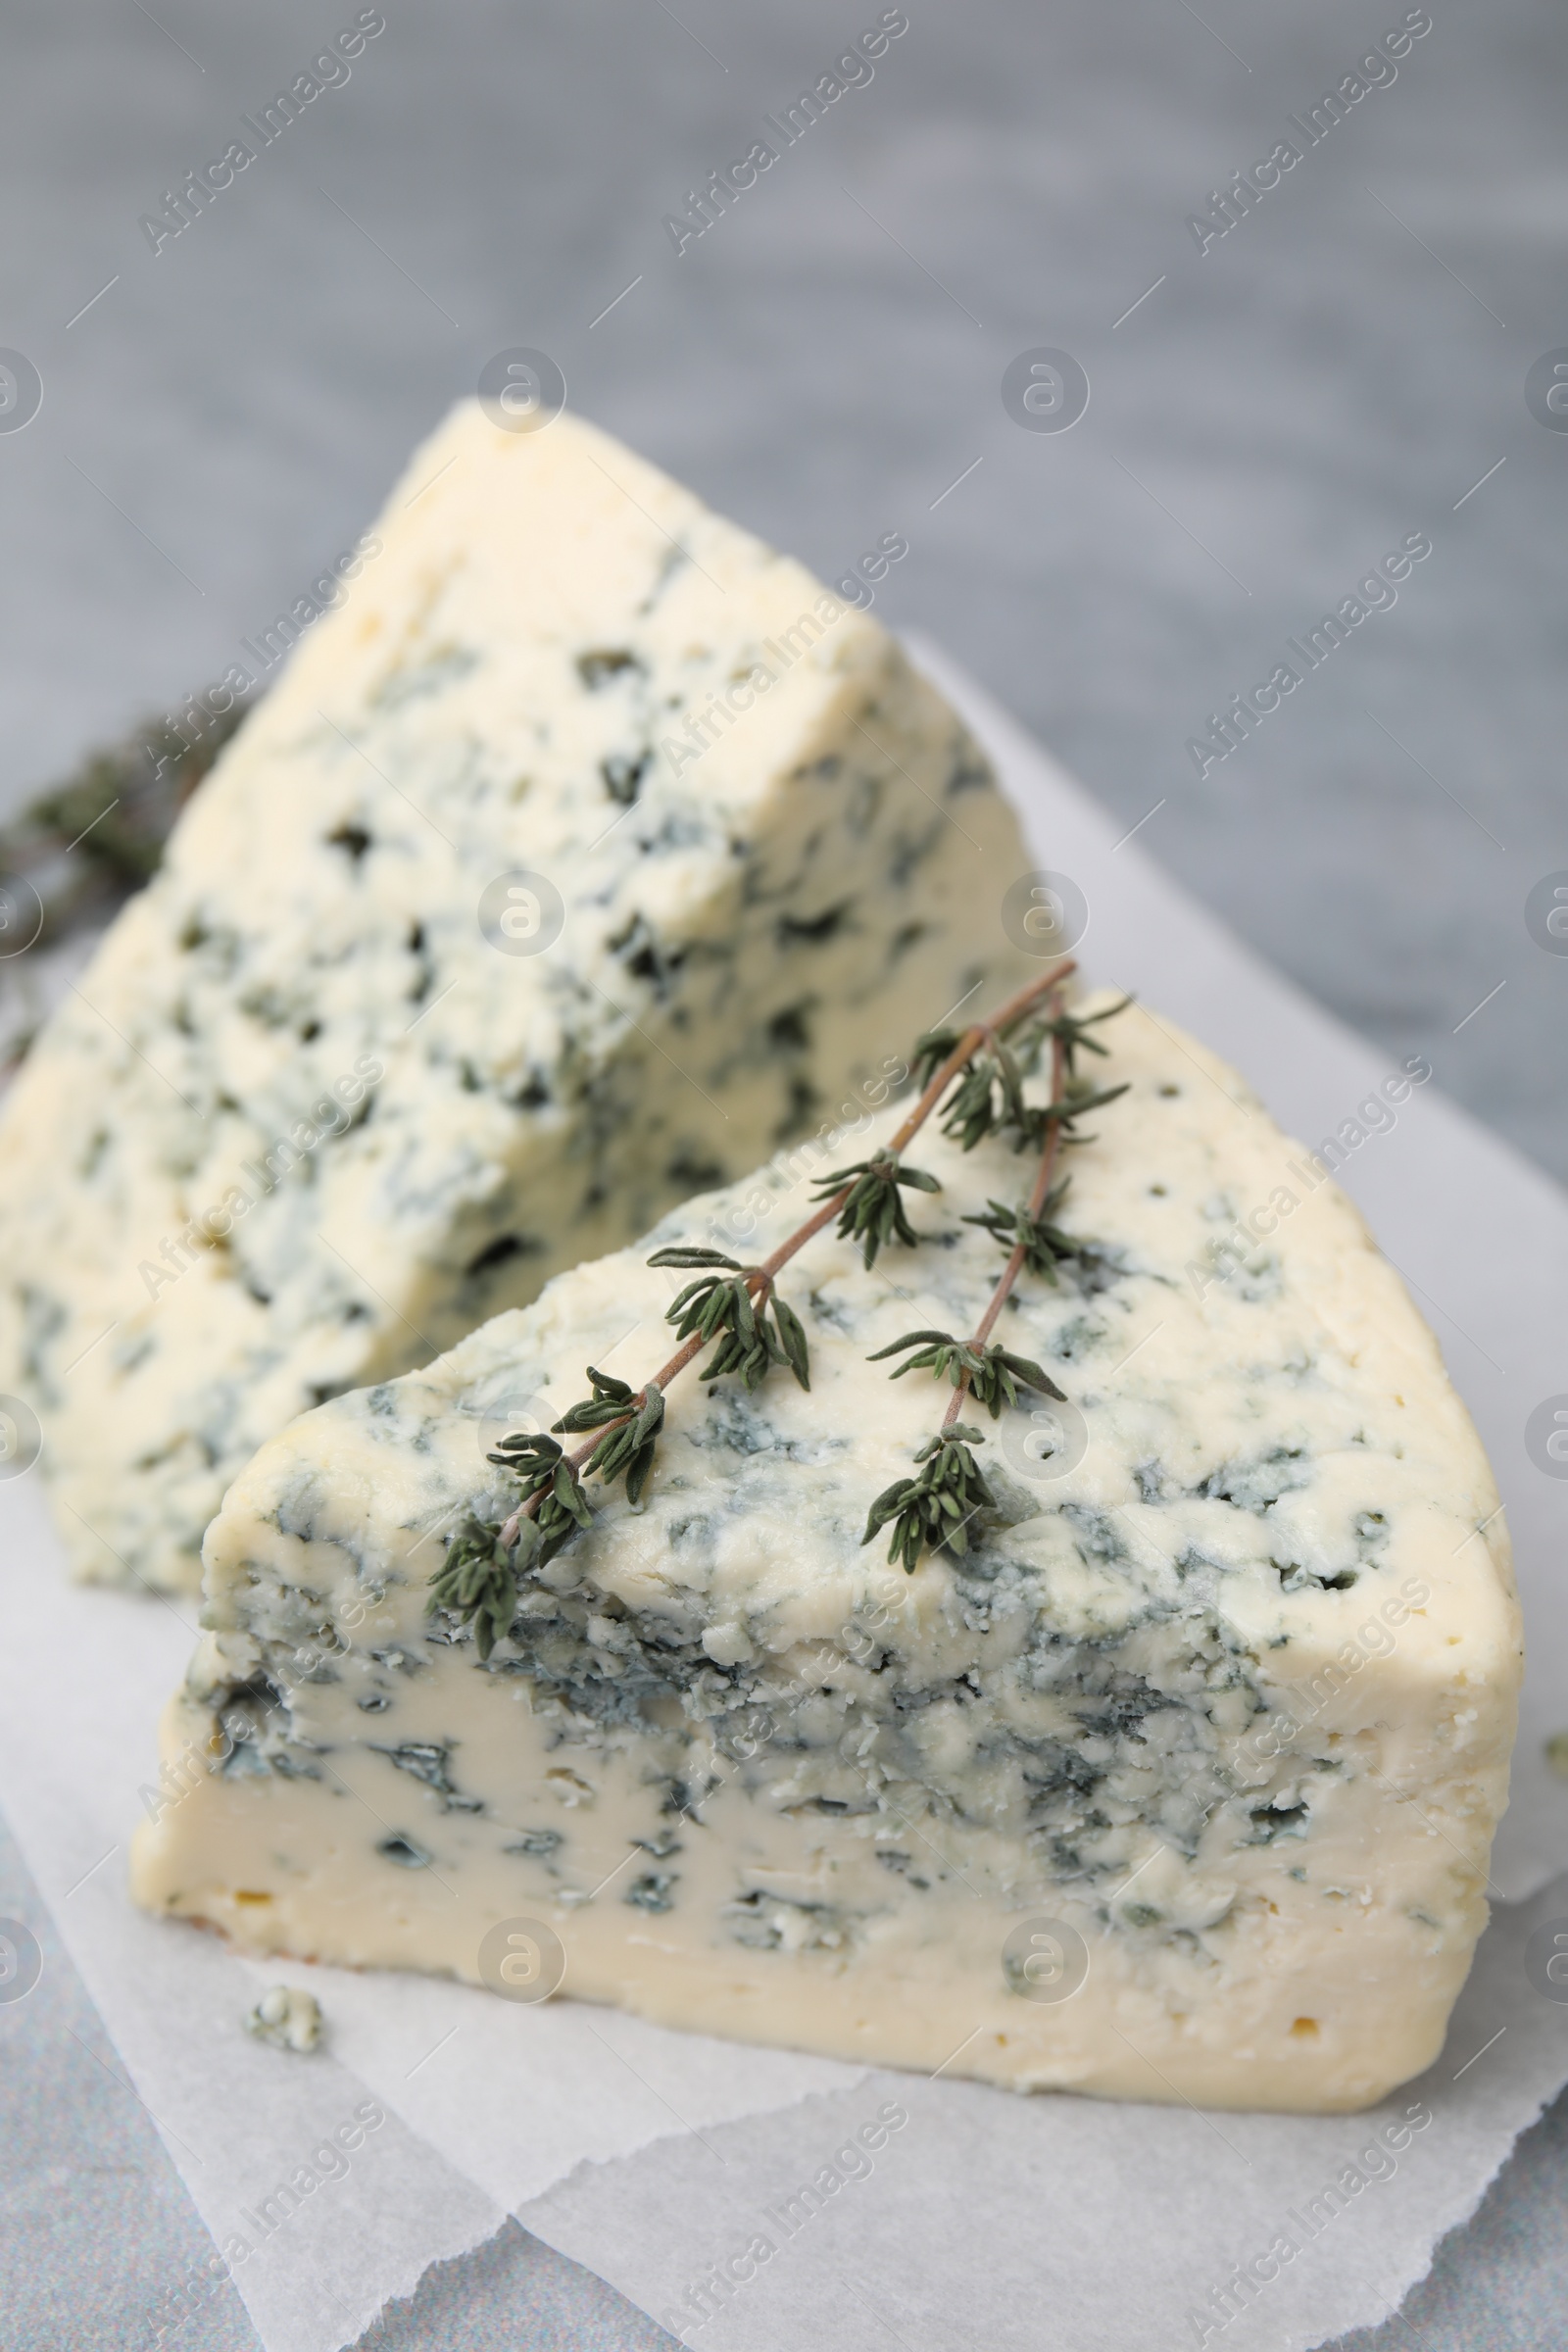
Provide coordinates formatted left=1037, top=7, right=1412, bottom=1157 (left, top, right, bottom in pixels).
left=1, top=699, right=249, bottom=948
left=434, top=959, right=1132, bottom=1645
left=859, top=991, right=1130, bottom=1567
left=0, top=698, right=251, bottom=1077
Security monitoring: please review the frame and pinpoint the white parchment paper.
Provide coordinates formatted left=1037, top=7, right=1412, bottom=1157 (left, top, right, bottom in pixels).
left=521, top=1890, right=1568, bottom=2352
left=1, top=652, right=1565, bottom=2352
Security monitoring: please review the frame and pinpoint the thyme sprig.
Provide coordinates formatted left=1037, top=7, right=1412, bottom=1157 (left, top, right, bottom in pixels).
left=1035, top=996, right=1132, bottom=1073
left=911, top=997, right=1132, bottom=1154
left=433, top=956, right=1129, bottom=1642
left=649, top=1247, right=811, bottom=1391
left=877, top=982, right=1130, bottom=1570
left=550, top=1364, right=641, bottom=1436
left=0, top=699, right=249, bottom=953
left=865, top=1330, right=1065, bottom=1417
left=910, top=1025, right=994, bottom=1092
left=858, top=1003, right=1096, bottom=1572
left=929, top=1032, right=1029, bottom=1152
left=1, top=695, right=251, bottom=1077
left=809, top=1151, right=941, bottom=1268
left=552, top=1370, right=665, bottom=1503
left=962, top=1179, right=1097, bottom=1285
left=931, top=1011, right=1078, bottom=1441
left=486, top=1429, right=594, bottom=1547
left=862, top=1426, right=995, bottom=1571
left=428, top=1516, right=519, bottom=1661
left=430, top=1442, right=595, bottom=1658
left=1006, top=1075, right=1131, bottom=1154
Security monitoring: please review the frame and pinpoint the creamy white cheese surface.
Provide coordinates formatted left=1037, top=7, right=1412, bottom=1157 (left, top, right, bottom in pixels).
left=131, top=1001, right=1521, bottom=2111
left=0, top=402, right=1027, bottom=1592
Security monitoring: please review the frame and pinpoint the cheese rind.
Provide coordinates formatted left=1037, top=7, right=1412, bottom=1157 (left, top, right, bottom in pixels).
left=0, top=402, right=1028, bottom=1592
left=131, top=1001, right=1521, bottom=2110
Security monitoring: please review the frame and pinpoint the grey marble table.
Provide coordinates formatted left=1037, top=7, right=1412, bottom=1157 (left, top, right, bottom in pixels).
left=1, top=0, right=1564, bottom=2344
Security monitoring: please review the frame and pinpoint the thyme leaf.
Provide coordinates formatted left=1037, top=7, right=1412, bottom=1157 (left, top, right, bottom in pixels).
left=770, top=1295, right=811, bottom=1391
left=552, top=1366, right=638, bottom=1432
left=811, top=1150, right=941, bottom=1267
left=646, top=1247, right=748, bottom=1273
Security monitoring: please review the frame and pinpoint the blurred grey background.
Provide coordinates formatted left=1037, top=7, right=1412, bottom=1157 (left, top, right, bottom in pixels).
left=2, top=0, right=1565, bottom=2345
left=4, top=0, right=1566, bottom=1176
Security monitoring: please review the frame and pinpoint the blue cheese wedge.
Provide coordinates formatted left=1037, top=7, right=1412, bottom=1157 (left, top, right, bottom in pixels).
left=0, top=402, right=1028, bottom=1592
left=130, top=1000, right=1521, bottom=2111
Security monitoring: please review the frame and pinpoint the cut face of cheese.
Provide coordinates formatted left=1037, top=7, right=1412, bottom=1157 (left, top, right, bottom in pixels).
left=131, top=1000, right=1521, bottom=2111
left=0, top=401, right=1029, bottom=1592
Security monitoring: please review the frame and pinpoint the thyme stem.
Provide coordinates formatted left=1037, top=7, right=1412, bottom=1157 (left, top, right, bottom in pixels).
left=749, top=958, right=1077, bottom=1288
left=495, top=956, right=1077, bottom=1547
left=940, top=1003, right=1069, bottom=1432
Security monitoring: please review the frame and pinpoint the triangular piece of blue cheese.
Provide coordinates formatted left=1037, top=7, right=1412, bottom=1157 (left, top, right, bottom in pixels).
left=0, top=402, right=1028, bottom=1592
left=131, top=1000, right=1520, bottom=2111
